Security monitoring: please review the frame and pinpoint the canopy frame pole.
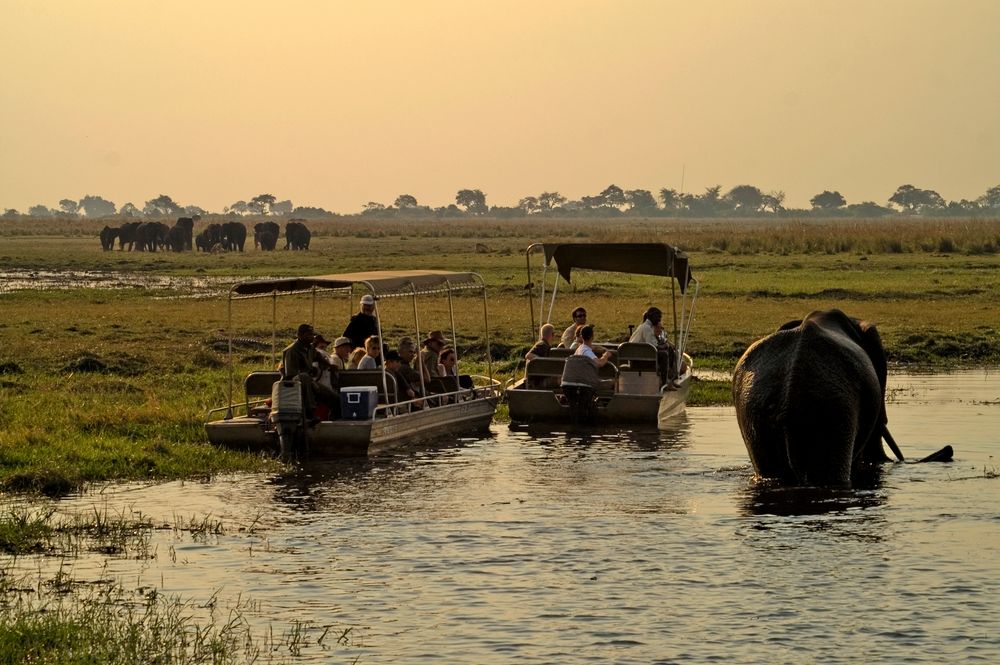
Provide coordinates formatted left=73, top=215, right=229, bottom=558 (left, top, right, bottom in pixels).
left=311, top=286, right=317, bottom=325
left=225, top=289, right=235, bottom=419
left=368, top=284, right=390, bottom=416
left=446, top=279, right=459, bottom=375
left=670, top=269, right=679, bottom=349
left=546, top=269, right=559, bottom=325
left=271, top=290, right=278, bottom=368
left=526, top=249, right=536, bottom=342
left=410, top=283, right=427, bottom=401
left=474, top=274, right=494, bottom=385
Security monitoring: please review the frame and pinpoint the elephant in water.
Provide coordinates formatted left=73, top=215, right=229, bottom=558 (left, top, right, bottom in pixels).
left=732, top=309, right=902, bottom=487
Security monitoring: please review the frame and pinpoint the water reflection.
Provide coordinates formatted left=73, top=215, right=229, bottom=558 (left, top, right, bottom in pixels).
left=3, top=370, right=997, bottom=663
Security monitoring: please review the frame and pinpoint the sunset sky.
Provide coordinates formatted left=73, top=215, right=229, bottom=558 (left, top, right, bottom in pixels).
left=1, top=0, right=998, bottom=213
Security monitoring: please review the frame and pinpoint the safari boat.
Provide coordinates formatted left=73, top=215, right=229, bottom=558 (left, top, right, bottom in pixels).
left=204, top=271, right=500, bottom=458
left=506, top=243, right=698, bottom=428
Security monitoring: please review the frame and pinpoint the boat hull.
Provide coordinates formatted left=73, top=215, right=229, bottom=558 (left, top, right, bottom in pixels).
left=507, top=372, right=691, bottom=430
left=205, top=397, right=497, bottom=458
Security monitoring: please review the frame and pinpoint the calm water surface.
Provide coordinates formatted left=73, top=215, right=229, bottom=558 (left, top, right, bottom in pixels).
left=12, top=370, right=1000, bottom=663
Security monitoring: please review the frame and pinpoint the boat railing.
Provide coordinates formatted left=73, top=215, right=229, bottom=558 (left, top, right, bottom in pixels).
left=207, top=376, right=499, bottom=421
left=373, top=375, right=500, bottom=416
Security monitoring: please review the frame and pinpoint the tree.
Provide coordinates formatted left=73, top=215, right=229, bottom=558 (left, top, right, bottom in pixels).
left=679, top=185, right=733, bottom=216
left=978, top=184, right=1000, bottom=210
left=183, top=205, right=207, bottom=217
left=810, top=190, right=847, bottom=210
left=226, top=200, right=250, bottom=215
left=2, top=209, right=20, bottom=218
left=78, top=195, right=116, bottom=217
left=538, top=192, right=566, bottom=212
left=249, top=193, right=277, bottom=215
left=271, top=199, right=293, bottom=216
left=659, top=188, right=681, bottom=210
left=518, top=196, right=541, bottom=215
left=361, top=201, right=386, bottom=215
left=599, top=184, right=626, bottom=209
left=626, top=189, right=658, bottom=212
left=724, top=185, right=764, bottom=213
left=888, top=185, right=944, bottom=213
left=394, top=194, right=418, bottom=209
left=846, top=201, right=893, bottom=217
left=456, top=189, right=488, bottom=214
left=59, top=199, right=80, bottom=215
left=289, top=206, right=334, bottom=218
left=761, top=190, right=785, bottom=214
left=118, top=202, right=140, bottom=217
left=28, top=204, right=52, bottom=217
left=143, top=194, right=182, bottom=217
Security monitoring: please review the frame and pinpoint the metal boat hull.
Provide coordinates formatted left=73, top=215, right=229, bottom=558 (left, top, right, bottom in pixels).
left=507, top=372, right=691, bottom=430
left=205, top=397, right=497, bottom=458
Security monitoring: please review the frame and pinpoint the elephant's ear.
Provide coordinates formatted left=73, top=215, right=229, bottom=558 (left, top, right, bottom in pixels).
left=777, top=319, right=802, bottom=332
left=857, top=320, right=888, bottom=403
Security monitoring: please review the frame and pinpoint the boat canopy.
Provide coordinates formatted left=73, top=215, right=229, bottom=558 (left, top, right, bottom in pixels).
left=540, top=243, right=693, bottom=293
left=231, top=270, right=483, bottom=298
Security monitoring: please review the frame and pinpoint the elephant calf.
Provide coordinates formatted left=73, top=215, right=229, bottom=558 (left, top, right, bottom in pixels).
left=732, top=309, right=895, bottom=487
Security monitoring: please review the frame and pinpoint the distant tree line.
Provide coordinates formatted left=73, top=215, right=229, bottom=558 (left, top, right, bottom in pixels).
left=4, top=184, right=1000, bottom=220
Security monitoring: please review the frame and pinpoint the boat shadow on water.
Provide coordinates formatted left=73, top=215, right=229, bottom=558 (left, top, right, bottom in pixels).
left=508, top=412, right=694, bottom=454
left=265, top=433, right=496, bottom=512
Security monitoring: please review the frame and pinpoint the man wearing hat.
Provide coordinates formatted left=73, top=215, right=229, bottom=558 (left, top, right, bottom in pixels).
left=330, top=336, right=354, bottom=370
left=342, top=294, right=379, bottom=350
left=281, top=323, right=339, bottom=420
left=419, top=330, right=449, bottom=384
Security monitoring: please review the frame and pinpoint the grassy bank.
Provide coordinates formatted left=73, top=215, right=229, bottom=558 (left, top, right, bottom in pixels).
left=2, top=216, right=1000, bottom=495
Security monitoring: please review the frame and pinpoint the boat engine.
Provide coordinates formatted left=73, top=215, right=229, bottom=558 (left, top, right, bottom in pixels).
left=270, top=378, right=304, bottom=461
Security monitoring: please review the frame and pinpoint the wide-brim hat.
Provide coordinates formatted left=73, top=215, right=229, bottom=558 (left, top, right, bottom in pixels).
left=313, top=333, right=330, bottom=345
left=422, top=330, right=450, bottom=346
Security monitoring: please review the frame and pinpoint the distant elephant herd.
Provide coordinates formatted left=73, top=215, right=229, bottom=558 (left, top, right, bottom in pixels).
left=99, top=218, right=312, bottom=252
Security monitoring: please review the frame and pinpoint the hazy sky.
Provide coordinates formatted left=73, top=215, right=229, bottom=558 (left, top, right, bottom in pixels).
left=2, top=0, right=998, bottom=212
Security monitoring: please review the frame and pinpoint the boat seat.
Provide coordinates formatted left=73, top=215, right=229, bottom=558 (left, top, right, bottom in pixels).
left=338, top=370, right=399, bottom=406
left=617, top=342, right=659, bottom=372
left=525, top=357, right=566, bottom=389
left=244, top=371, right=282, bottom=416
left=548, top=347, right=573, bottom=358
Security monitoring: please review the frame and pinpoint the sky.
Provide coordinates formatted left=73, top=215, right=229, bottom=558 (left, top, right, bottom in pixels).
left=1, top=0, right=998, bottom=213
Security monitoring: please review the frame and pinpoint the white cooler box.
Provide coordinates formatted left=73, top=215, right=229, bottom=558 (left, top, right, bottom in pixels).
left=341, top=386, right=378, bottom=420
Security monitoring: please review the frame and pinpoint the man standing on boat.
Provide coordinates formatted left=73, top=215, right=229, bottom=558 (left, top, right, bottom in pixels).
left=282, top=323, right=339, bottom=420
left=342, top=294, right=379, bottom=349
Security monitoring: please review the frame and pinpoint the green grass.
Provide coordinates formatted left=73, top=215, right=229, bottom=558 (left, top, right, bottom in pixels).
left=2, top=216, right=1000, bottom=496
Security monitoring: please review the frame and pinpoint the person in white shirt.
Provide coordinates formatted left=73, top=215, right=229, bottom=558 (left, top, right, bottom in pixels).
left=629, top=307, right=677, bottom=381
left=312, top=334, right=336, bottom=391
left=574, top=325, right=613, bottom=367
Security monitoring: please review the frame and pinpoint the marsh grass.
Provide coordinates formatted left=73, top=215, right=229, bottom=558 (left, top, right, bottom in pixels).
left=0, top=576, right=334, bottom=665
left=0, top=504, right=351, bottom=664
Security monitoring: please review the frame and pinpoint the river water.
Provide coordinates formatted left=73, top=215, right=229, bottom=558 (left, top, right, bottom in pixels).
left=7, top=370, right=1000, bottom=663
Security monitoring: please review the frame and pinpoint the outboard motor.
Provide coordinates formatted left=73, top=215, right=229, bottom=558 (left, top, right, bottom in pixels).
left=269, top=378, right=304, bottom=461
left=560, top=355, right=601, bottom=425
